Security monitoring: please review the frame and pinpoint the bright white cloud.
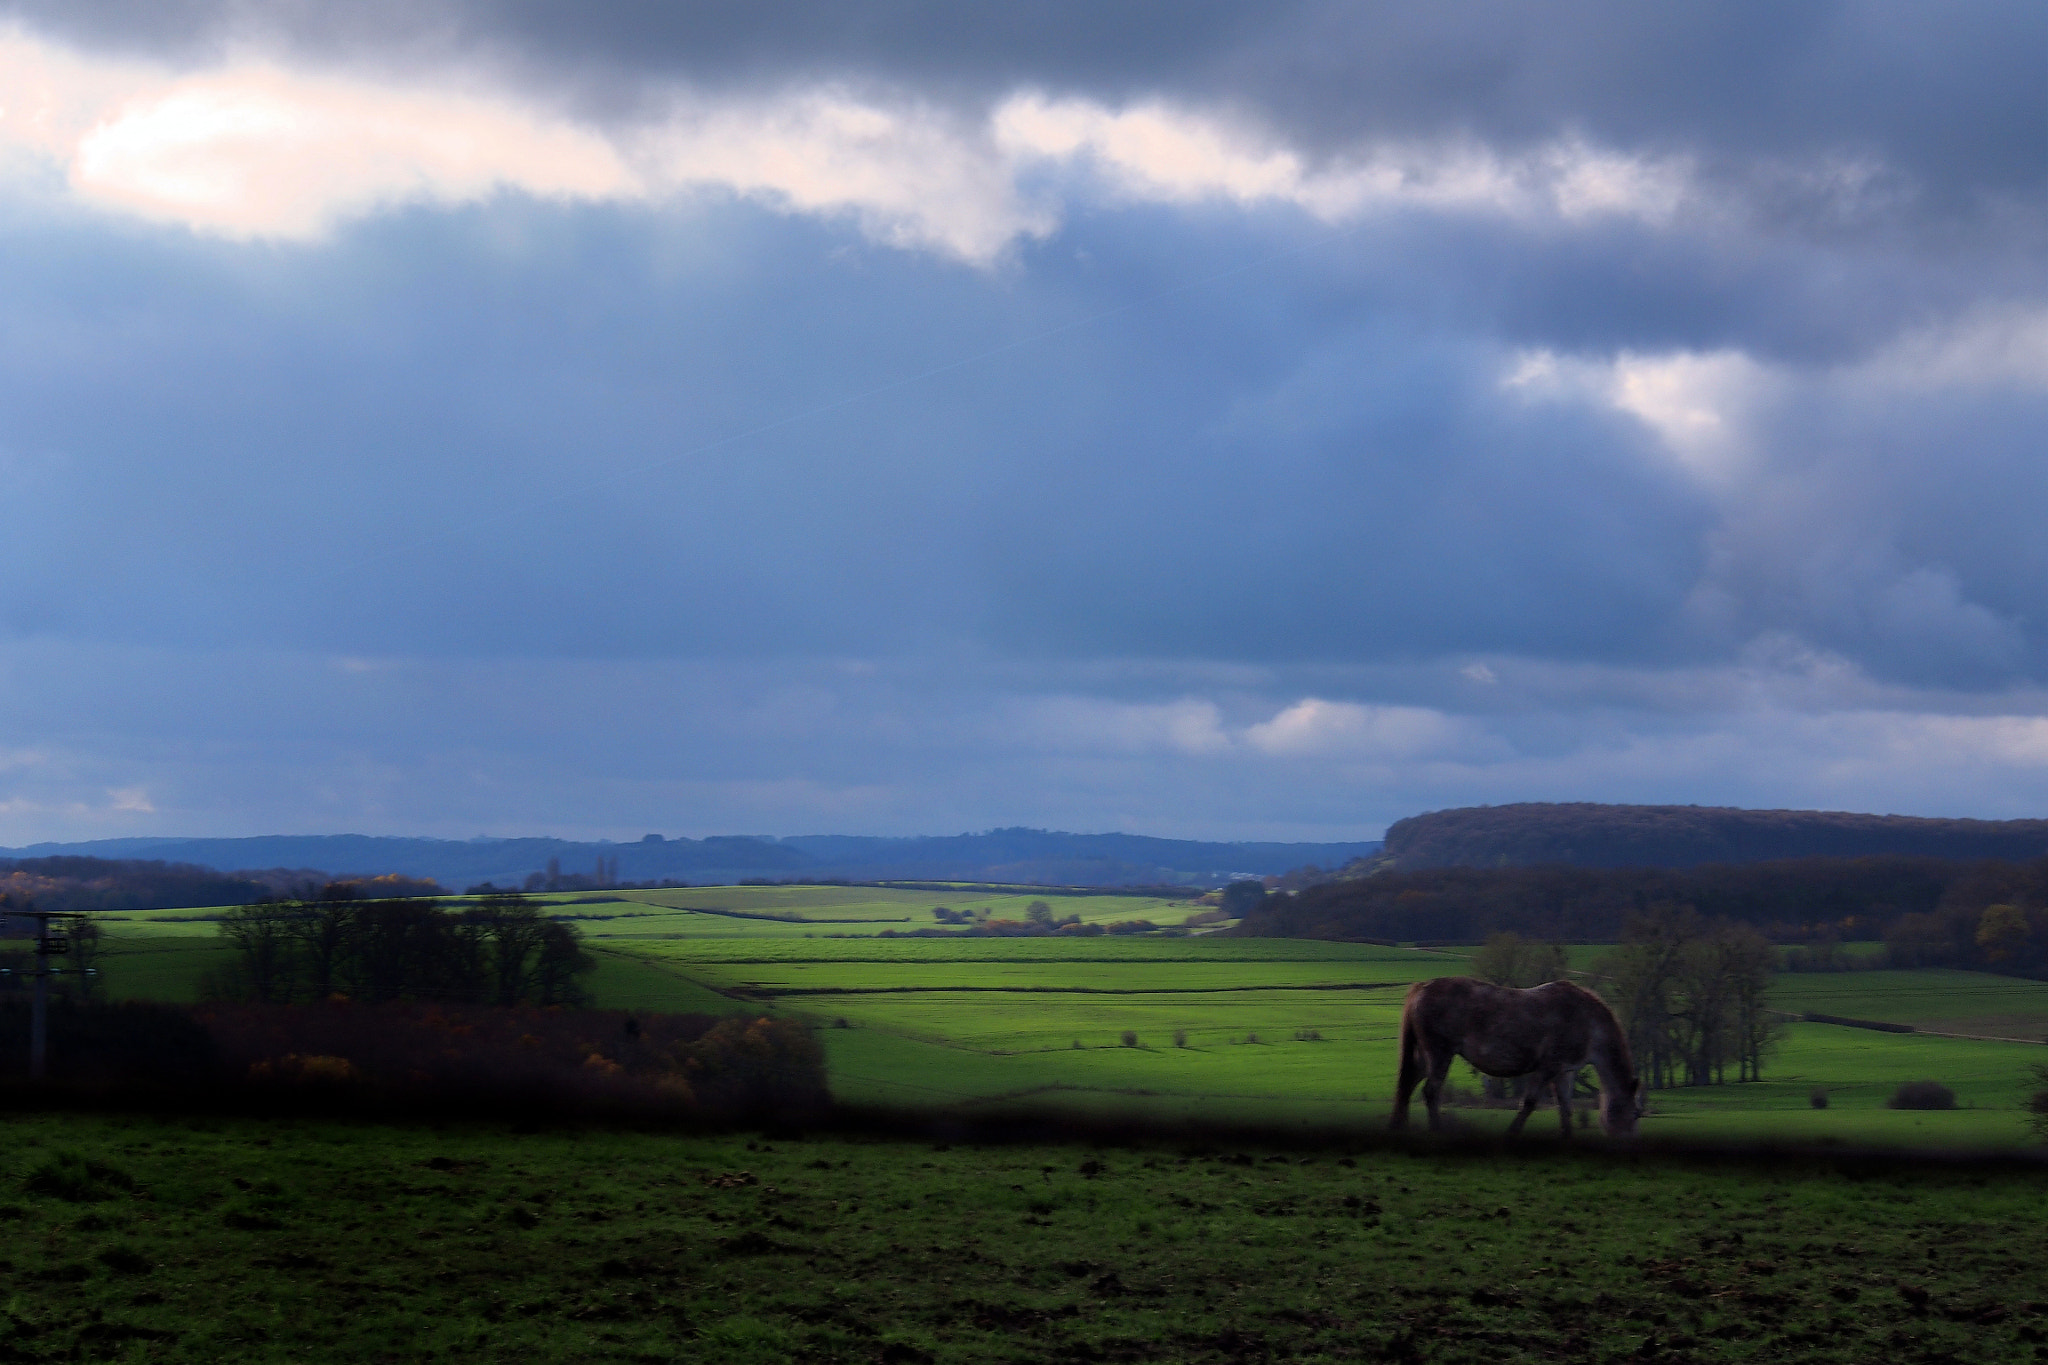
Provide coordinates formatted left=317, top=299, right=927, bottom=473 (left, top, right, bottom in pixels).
left=994, top=94, right=1690, bottom=226
left=71, top=65, right=634, bottom=237
left=638, top=90, right=1052, bottom=262
left=1505, top=345, right=1773, bottom=487
left=0, top=25, right=1700, bottom=258
left=1243, top=698, right=1470, bottom=759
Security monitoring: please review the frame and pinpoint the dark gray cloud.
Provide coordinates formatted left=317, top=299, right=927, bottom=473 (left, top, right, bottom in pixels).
left=0, top=2, right=2042, bottom=841
left=0, top=183, right=2036, bottom=683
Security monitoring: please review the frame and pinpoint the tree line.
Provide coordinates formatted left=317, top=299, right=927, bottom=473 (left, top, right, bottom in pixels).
left=1237, top=854, right=2048, bottom=976
left=1382, top=802, right=2048, bottom=870
left=210, top=888, right=593, bottom=1006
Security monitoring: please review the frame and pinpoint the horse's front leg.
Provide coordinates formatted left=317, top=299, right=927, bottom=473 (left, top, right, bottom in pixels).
left=1554, top=1071, right=1575, bottom=1138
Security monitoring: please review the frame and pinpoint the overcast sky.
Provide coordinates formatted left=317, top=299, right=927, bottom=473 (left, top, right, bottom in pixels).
left=0, top=1, right=2043, bottom=844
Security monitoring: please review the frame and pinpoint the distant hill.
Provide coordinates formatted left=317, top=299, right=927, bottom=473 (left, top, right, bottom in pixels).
left=0, top=828, right=1381, bottom=895
left=1383, top=802, right=2048, bottom=869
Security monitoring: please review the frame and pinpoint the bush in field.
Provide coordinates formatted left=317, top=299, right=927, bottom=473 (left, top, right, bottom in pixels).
left=1172, top=1029, right=1188, bottom=1048
left=1887, top=1080, right=1956, bottom=1110
left=1810, top=1086, right=1830, bottom=1109
left=1120, top=1030, right=1138, bottom=1048
left=668, top=1015, right=829, bottom=1116
left=198, top=1001, right=829, bottom=1119
left=1293, top=1028, right=1323, bottom=1042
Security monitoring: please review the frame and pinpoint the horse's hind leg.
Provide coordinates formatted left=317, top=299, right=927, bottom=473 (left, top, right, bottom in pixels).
left=1504, top=1076, right=1545, bottom=1139
left=1421, top=1054, right=1453, bottom=1132
left=1391, top=1028, right=1423, bottom=1131
left=1554, top=1072, right=1575, bottom=1138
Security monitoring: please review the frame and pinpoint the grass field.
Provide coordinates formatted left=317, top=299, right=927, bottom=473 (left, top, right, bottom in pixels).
left=2, top=1109, right=2044, bottom=1364
left=1768, top=969, right=2048, bottom=1041
left=35, top=889, right=2048, bottom=1150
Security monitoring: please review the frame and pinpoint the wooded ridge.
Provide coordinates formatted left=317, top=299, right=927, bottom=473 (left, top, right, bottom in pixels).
left=1383, top=802, right=2048, bottom=869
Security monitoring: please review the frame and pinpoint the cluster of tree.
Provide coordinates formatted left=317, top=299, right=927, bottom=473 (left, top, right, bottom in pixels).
left=1468, top=931, right=1569, bottom=989
left=209, top=888, right=592, bottom=1006
left=1597, top=911, right=1778, bottom=1088
left=1382, top=802, right=2048, bottom=870
left=1234, top=855, right=2017, bottom=948
left=1886, top=902, right=2048, bottom=975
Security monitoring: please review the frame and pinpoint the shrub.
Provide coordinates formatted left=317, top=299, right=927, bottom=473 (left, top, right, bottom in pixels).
left=1810, top=1086, right=1830, bottom=1109
left=246, top=1053, right=360, bottom=1085
left=203, top=1001, right=830, bottom=1119
left=1120, top=1030, right=1138, bottom=1048
left=2025, top=1065, right=2048, bottom=1141
left=1293, top=1028, right=1323, bottom=1042
left=1887, top=1080, right=1956, bottom=1111
left=1172, top=1029, right=1188, bottom=1048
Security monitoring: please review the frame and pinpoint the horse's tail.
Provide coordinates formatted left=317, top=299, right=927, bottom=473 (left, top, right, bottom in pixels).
left=1391, top=983, right=1426, bottom=1129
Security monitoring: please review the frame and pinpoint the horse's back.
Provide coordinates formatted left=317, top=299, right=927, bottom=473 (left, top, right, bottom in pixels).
left=1407, top=975, right=1613, bottom=1076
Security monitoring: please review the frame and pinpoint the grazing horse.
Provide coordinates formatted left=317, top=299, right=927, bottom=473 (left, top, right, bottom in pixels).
left=1390, top=977, right=1645, bottom=1138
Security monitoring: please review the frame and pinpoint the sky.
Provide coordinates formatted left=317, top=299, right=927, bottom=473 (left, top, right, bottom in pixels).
left=0, top=1, right=2044, bottom=845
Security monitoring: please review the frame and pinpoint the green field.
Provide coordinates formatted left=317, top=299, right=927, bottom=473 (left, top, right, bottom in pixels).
left=1768, top=969, right=2048, bottom=1041
left=2, top=1109, right=2044, bottom=1364
left=44, top=887, right=2048, bottom=1149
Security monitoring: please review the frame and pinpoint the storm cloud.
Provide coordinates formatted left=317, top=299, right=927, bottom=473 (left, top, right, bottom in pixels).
left=0, top=2, right=2041, bottom=842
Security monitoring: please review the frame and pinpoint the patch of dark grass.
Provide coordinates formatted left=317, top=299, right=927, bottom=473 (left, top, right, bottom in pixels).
left=23, top=1150, right=135, bottom=1202
left=0, top=1111, right=2040, bottom=1362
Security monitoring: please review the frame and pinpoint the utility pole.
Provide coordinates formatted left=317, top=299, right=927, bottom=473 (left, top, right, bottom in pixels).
left=11, top=909, right=80, bottom=1081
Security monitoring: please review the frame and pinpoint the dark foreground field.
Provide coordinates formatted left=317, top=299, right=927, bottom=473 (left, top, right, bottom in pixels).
left=3, top=1112, right=2046, bottom=1364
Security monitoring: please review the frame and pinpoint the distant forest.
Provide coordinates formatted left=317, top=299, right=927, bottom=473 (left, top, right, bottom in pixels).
left=1236, top=855, right=2048, bottom=976
left=1383, top=802, right=2048, bottom=869
left=0, top=857, right=442, bottom=916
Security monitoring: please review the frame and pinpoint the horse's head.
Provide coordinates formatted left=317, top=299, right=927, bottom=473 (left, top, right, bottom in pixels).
left=1600, top=1079, right=1647, bottom=1138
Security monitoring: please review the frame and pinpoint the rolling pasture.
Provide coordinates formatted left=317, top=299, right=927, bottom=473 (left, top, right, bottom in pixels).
left=49, top=886, right=2048, bottom=1147
left=601, top=925, right=2048, bottom=1147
